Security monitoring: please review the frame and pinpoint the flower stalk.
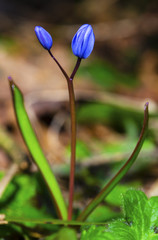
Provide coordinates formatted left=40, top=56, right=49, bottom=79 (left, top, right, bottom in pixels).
left=35, top=24, right=94, bottom=220
left=67, top=79, right=76, bottom=220
left=67, top=58, right=81, bottom=220
left=48, top=50, right=81, bottom=220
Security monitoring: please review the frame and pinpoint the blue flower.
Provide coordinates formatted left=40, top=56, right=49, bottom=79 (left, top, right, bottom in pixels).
left=71, top=24, right=95, bottom=59
left=35, top=26, right=53, bottom=50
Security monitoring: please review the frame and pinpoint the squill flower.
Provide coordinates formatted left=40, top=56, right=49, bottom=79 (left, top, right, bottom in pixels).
left=71, top=24, right=95, bottom=59
left=35, top=26, right=53, bottom=50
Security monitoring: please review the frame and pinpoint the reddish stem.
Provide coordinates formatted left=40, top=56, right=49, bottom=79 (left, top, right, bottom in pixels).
left=67, top=79, right=76, bottom=220
left=48, top=51, right=81, bottom=220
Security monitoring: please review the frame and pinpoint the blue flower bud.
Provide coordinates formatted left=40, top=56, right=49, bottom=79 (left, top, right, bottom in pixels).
left=71, top=24, right=95, bottom=59
left=35, top=26, right=53, bottom=50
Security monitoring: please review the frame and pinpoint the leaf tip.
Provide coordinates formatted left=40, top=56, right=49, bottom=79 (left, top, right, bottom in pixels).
left=8, top=76, right=15, bottom=90
left=144, top=102, right=149, bottom=111
left=8, top=75, right=12, bottom=81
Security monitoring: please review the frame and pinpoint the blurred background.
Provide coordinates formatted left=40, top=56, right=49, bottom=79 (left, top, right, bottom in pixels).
left=0, top=0, right=158, bottom=214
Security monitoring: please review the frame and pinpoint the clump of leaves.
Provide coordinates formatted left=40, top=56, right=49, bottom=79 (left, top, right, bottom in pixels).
left=81, top=189, right=158, bottom=240
left=1, top=24, right=151, bottom=240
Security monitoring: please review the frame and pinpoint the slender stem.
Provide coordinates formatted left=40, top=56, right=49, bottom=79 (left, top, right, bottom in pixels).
left=67, top=80, right=76, bottom=220
left=70, top=58, right=81, bottom=81
left=48, top=50, right=69, bottom=81
left=48, top=52, right=81, bottom=220
left=67, top=59, right=82, bottom=220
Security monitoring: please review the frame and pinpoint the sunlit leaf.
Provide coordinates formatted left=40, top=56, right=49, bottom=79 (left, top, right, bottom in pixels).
left=81, top=190, right=158, bottom=240
left=9, top=79, right=67, bottom=220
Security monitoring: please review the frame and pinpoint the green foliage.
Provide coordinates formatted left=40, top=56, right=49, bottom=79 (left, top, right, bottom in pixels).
left=86, top=184, right=139, bottom=223
left=0, top=172, right=61, bottom=238
left=66, top=140, right=92, bottom=161
left=0, top=173, right=55, bottom=222
left=80, top=190, right=158, bottom=240
left=45, top=227, right=77, bottom=240
left=105, top=183, right=139, bottom=206
left=77, top=102, right=144, bottom=128
left=0, top=224, right=24, bottom=239
left=86, top=205, right=122, bottom=223
left=79, top=60, right=138, bottom=90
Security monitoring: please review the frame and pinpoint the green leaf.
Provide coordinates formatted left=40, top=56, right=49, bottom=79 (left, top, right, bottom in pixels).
left=81, top=225, right=109, bottom=240
left=77, top=103, right=149, bottom=221
left=123, top=190, right=158, bottom=239
left=80, top=190, right=158, bottom=240
left=9, top=79, right=67, bottom=220
left=105, top=220, right=137, bottom=240
left=45, top=227, right=77, bottom=240
left=149, top=197, right=158, bottom=227
left=123, top=190, right=149, bottom=238
left=81, top=220, right=137, bottom=240
left=86, top=205, right=122, bottom=223
left=0, top=173, right=55, bottom=224
left=105, top=183, right=140, bottom=207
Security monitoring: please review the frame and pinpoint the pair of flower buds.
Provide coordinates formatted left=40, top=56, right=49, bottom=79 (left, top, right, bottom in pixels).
left=35, top=24, right=95, bottom=59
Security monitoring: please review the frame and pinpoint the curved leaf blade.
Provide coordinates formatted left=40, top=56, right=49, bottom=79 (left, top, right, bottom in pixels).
left=9, top=79, right=67, bottom=220
left=77, top=102, right=149, bottom=221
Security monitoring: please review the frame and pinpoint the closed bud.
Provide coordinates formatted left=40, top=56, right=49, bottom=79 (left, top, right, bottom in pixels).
left=71, top=24, right=95, bottom=59
left=35, top=26, right=53, bottom=50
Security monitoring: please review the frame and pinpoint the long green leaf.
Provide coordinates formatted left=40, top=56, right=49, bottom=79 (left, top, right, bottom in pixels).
left=9, top=79, right=67, bottom=220
left=77, top=102, right=149, bottom=221
left=5, top=216, right=106, bottom=226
